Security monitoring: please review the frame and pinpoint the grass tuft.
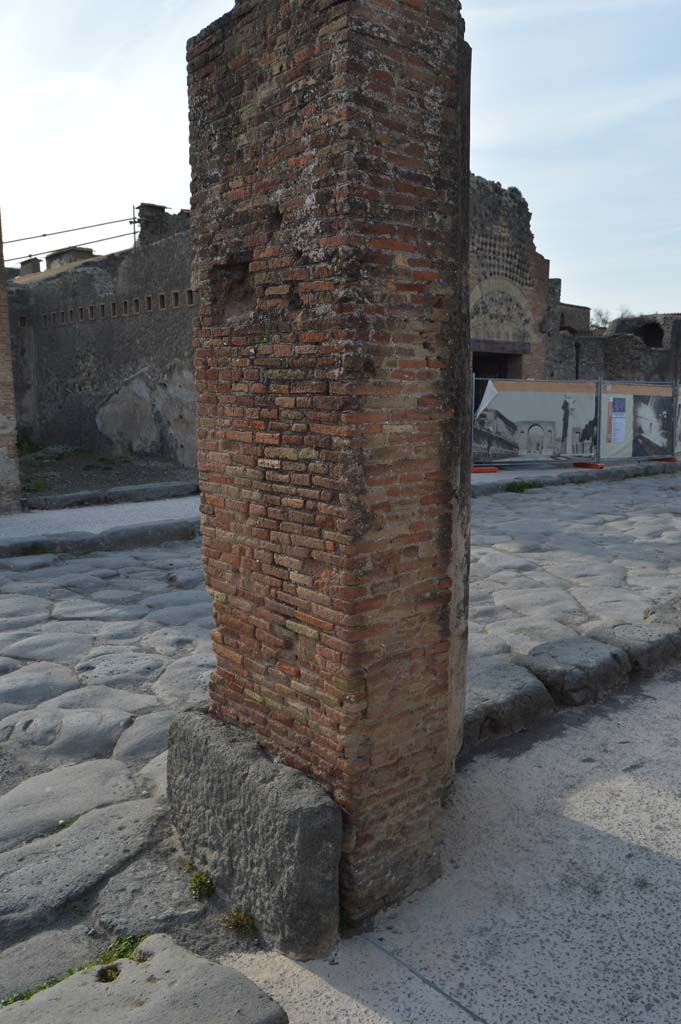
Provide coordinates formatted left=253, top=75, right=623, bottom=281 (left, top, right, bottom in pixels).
left=223, top=908, right=255, bottom=937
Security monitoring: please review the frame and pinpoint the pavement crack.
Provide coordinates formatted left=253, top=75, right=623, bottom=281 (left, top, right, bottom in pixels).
left=362, top=936, right=492, bottom=1024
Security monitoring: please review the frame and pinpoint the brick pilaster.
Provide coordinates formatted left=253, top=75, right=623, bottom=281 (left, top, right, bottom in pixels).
left=188, top=0, right=471, bottom=918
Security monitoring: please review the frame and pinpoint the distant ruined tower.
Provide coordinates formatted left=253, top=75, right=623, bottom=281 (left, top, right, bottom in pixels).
left=0, top=212, right=21, bottom=513
left=173, top=0, right=472, bottom=939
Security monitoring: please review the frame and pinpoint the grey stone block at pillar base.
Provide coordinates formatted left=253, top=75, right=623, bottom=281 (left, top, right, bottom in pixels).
left=167, top=708, right=343, bottom=960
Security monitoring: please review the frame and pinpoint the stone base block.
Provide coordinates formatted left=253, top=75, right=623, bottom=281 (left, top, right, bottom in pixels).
left=167, top=708, right=342, bottom=960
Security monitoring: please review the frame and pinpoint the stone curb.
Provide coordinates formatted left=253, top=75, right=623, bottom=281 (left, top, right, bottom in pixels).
left=461, top=621, right=681, bottom=758
left=472, top=460, right=681, bottom=497
left=0, top=517, right=200, bottom=558
left=24, top=480, right=199, bottom=510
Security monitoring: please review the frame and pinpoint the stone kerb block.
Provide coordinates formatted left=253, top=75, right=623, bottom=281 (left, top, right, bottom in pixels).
left=168, top=708, right=342, bottom=960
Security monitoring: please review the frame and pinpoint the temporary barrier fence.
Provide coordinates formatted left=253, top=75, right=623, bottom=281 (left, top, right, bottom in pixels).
left=473, top=377, right=679, bottom=466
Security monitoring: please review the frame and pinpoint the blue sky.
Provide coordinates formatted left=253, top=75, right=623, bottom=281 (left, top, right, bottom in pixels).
left=1, top=0, right=678, bottom=315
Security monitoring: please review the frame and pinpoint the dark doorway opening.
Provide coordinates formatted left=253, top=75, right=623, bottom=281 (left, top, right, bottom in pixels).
left=473, top=352, right=522, bottom=410
left=635, top=321, right=664, bottom=348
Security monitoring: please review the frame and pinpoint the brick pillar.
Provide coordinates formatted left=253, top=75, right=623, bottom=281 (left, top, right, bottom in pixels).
left=0, top=213, right=21, bottom=513
left=189, top=0, right=471, bottom=919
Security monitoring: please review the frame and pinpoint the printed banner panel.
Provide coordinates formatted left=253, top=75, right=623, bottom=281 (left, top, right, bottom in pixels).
left=474, top=380, right=598, bottom=463
left=600, top=383, right=674, bottom=460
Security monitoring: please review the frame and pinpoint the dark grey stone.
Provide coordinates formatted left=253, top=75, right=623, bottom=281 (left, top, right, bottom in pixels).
left=644, top=597, right=681, bottom=626
left=0, top=933, right=288, bottom=1024
left=97, top=520, right=199, bottom=552
left=462, top=657, right=555, bottom=754
left=0, top=520, right=199, bottom=559
left=0, top=926, right=99, bottom=1002
left=112, top=710, right=175, bottom=762
left=519, top=638, right=631, bottom=706
left=0, top=799, right=161, bottom=937
left=0, top=759, right=136, bottom=853
left=168, top=708, right=342, bottom=960
left=94, top=854, right=206, bottom=933
left=24, top=480, right=198, bottom=511
left=589, top=623, right=681, bottom=675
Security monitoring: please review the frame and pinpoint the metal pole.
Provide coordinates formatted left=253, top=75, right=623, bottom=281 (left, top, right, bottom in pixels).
left=596, top=378, right=603, bottom=462
left=471, top=373, right=476, bottom=466
left=132, top=205, right=137, bottom=249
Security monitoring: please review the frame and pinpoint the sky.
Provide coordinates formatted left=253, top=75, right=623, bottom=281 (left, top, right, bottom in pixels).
left=1, top=0, right=679, bottom=315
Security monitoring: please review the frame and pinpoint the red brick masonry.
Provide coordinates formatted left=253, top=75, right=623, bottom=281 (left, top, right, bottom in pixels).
left=188, top=0, right=471, bottom=918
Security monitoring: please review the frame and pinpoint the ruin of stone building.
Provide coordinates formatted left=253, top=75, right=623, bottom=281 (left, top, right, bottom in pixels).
left=469, top=173, right=560, bottom=383
left=6, top=204, right=196, bottom=466
left=7, top=176, right=573, bottom=466
left=12, top=180, right=676, bottom=471
left=546, top=311, right=681, bottom=382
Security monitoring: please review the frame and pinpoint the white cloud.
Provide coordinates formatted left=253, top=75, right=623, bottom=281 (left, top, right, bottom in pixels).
left=470, top=0, right=674, bottom=25
left=472, top=72, right=681, bottom=150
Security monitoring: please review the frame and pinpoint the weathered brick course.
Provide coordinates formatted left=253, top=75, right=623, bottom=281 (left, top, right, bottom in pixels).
left=189, top=0, right=471, bottom=919
left=0, top=214, right=21, bottom=513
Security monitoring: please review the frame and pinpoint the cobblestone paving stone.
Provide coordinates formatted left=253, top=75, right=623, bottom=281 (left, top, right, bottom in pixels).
left=471, top=474, right=681, bottom=659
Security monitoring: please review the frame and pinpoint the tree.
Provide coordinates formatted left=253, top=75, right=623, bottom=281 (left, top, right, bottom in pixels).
left=591, top=307, right=610, bottom=329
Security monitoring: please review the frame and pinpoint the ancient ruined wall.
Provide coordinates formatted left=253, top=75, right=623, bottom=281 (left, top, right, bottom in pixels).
left=0, top=215, right=21, bottom=511
left=547, top=333, right=605, bottom=381
left=8, top=223, right=196, bottom=466
left=559, top=301, right=591, bottom=334
left=548, top=317, right=679, bottom=382
left=470, top=175, right=552, bottom=378
left=189, top=0, right=471, bottom=918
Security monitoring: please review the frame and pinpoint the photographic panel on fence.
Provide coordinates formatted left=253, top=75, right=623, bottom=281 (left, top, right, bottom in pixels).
left=473, top=379, right=598, bottom=465
left=600, top=382, right=675, bottom=461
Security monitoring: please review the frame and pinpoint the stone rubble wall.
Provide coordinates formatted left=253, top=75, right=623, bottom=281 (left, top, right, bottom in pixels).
left=8, top=229, right=196, bottom=466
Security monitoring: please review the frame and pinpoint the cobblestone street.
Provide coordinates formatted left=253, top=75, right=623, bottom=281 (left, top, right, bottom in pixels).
left=471, top=473, right=681, bottom=660
left=2, top=473, right=681, bottom=1016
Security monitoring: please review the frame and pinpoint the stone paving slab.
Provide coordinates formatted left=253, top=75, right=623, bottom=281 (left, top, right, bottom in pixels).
left=466, top=472, right=681, bottom=747
left=0, top=799, right=161, bottom=938
left=0, top=759, right=137, bottom=853
left=0, top=925, right=99, bottom=1003
left=0, top=934, right=288, bottom=1023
